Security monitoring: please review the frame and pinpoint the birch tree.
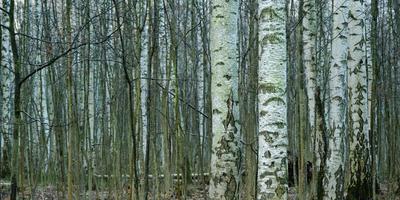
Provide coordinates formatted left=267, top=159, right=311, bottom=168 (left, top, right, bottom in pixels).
left=323, top=0, right=349, bottom=198
left=0, top=0, right=13, bottom=179
left=346, top=0, right=372, bottom=198
left=208, top=0, right=240, bottom=199
left=257, top=0, right=288, bottom=199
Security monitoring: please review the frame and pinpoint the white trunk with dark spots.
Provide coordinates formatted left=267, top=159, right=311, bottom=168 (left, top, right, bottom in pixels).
left=346, top=0, right=370, bottom=197
left=208, top=0, right=239, bottom=199
left=257, top=0, right=288, bottom=199
left=1, top=0, right=14, bottom=168
left=323, top=0, right=349, bottom=198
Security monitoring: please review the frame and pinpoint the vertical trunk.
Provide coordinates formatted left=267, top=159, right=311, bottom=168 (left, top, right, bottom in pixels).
left=0, top=0, right=12, bottom=179
left=112, top=0, right=139, bottom=198
left=133, top=44, right=142, bottom=200
left=82, top=1, right=95, bottom=197
left=143, top=1, right=157, bottom=198
left=18, top=0, right=30, bottom=192
left=257, top=0, right=288, bottom=199
left=201, top=0, right=212, bottom=178
left=392, top=0, right=400, bottom=194
left=296, top=0, right=308, bottom=198
left=9, top=0, right=21, bottom=199
left=323, top=0, right=348, bottom=198
left=181, top=2, right=191, bottom=195
left=0, top=4, right=2, bottom=177
left=65, top=0, right=74, bottom=197
left=189, top=0, right=200, bottom=189
left=370, top=0, right=378, bottom=198
left=139, top=1, right=149, bottom=191
left=150, top=0, right=161, bottom=197
left=286, top=0, right=298, bottom=189
left=162, top=42, right=172, bottom=193
left=39, top=71, right=49, bottom=184
left=132, top=3, right=143, bottom=199
left=346, top=0, right=372, bottom=198
left=302, top=0, right=319, bottom=197
left=208, top=0, right=240, bottom=199
left=244, top=0, right=258, bottom=199
left=172, top=2, right=182, bottom=195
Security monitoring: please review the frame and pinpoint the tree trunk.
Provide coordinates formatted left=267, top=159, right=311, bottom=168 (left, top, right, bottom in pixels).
left=65, top=0, right=74, bottom=197
left=243, top=0, right=258, bottom=198
left=0, top=0, right=13, bottom=178
left=257, top=0, right=288, bottom=199
left=323, top=0, right=348, bottom=198
left=345, top=0, right=372, bottom=198
left=302, top=0, right=319, bottom=197
left=9, top=0, right=21, bottom=198
left=208, top=0, right=240, bottom=199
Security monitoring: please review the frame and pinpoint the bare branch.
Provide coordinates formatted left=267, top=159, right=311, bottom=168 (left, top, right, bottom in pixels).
left=19, top=28, right=118, bottom=86
left=0, top=6, right=9, bottom=14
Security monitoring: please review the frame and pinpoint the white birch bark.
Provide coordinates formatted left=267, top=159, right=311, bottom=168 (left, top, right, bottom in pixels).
left=346, top=0, right=371, bottom=197
left=257, top=0, right=288, bottom=199
left=364, top=0, right=373, bottom=140
left=324, top=0, right=349, bottom=198
left=208, top=0, right=239, bottom=199
left=141, top=18, right=149, bottom=165
left=303, top=0, right=319, bottom=161
left=1, top=0, right=14, bottom=175
left=39, top=71, right=50, bottom=171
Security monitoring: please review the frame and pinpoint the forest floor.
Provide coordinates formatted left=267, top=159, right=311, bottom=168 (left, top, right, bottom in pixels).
left=1, top=180, right=399, bottom=199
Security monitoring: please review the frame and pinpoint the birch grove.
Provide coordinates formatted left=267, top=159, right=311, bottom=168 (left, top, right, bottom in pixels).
left=0, top=0, right=399, bottom=199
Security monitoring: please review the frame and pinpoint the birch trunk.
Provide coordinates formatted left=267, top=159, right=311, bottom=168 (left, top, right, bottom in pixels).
left=208, top=0, right=239, bottom=199
left=323, top=0, right=349, bottom=198
left=303, top=0, right=317, bottom=166
left=257, top=0, right=288, bottom=199
left=346, top=0, right=372, bottom=198
left=1, top=0, right=13, bottom=178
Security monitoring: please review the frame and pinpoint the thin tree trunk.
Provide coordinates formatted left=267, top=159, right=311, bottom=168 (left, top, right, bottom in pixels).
left=243, top=0, right=258, bottom=198
left=370, top=0, right=378, bottom=198
left=65, top=0, right=74, bottom=197
left=9, top=0, right=22, bottom=198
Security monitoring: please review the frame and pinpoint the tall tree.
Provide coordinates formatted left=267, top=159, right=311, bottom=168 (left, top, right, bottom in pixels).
left=0, top=0, right=13, bottom=179
left=346, top=0, right=372, bottom=198
left=65, top=0, right=74, bottom=198
left=257, top=0, right=288, bottom=199
left=301, top=0, right=319, bottom=197
left=323, top=0, right=348, bottom=198
left=243, top=0, right=258, bottom=199
left=370, top=0, right=378, bottom=197
left=208, top=0, right=240, bottom=199
left=9, top=0, right=22, bottom=198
